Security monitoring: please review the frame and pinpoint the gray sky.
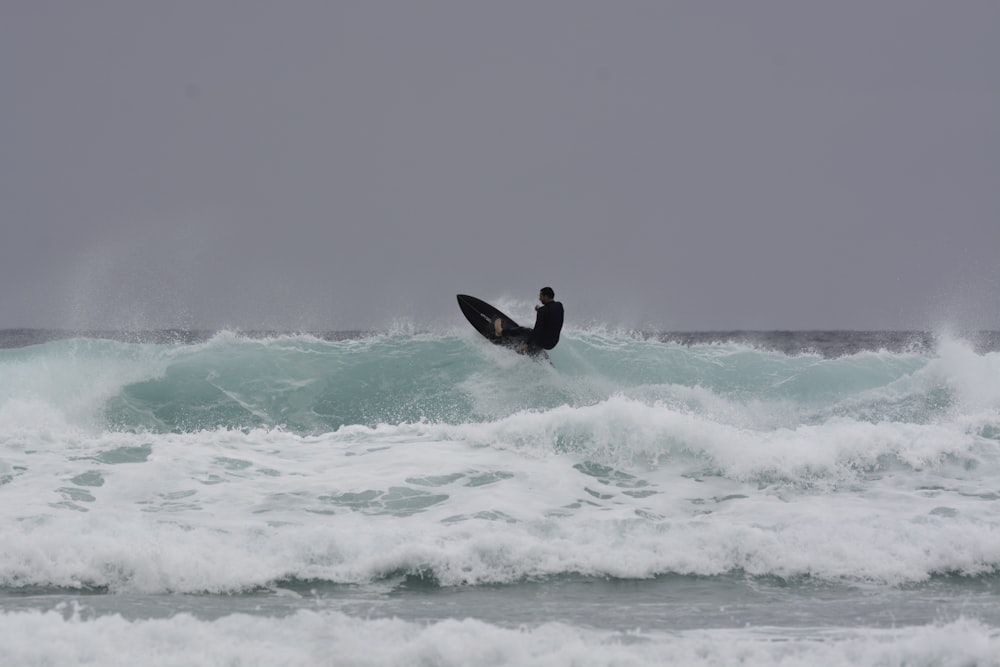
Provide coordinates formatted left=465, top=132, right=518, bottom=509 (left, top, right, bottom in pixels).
left=2, top=1, right=998, bottom=331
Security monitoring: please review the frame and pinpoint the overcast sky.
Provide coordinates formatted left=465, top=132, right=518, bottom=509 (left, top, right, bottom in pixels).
left=2, top=1, right=997, bottom=331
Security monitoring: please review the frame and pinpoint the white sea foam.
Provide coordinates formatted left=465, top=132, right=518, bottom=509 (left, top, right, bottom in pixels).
left=2, top=402, right=998, bottom=592
left=0, top=608, right=997, bottom=667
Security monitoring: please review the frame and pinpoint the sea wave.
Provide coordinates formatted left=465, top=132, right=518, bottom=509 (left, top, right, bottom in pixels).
left=1, top=330, right=999, bottom=593
left=3, top=328, right=997, bottom=433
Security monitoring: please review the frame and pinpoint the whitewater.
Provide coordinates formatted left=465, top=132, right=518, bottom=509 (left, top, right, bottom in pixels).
left=1, top=324, right=999, bottom=666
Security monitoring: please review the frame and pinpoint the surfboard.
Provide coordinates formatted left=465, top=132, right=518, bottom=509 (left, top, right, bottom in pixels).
left=457, top=294, right=551, bottom=361
left=457, top=294, right=517, bottom=340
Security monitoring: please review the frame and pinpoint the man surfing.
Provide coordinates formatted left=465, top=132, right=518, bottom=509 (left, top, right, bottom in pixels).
left=494, top=287, right=564, bottom=355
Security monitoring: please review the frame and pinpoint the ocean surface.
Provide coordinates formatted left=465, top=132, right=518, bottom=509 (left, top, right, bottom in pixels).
left=2, top=321, right=1000, bottom=666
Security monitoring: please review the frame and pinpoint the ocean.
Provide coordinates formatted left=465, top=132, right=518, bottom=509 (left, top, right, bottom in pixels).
left=2, top=321, right=999, bottom=666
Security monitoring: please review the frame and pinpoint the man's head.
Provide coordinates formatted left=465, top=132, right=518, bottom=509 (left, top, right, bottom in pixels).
left=539, top=286, right=555, bottom=303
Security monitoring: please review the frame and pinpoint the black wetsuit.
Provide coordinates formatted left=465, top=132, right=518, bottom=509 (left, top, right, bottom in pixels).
left=526, top=300, right=564, bottom=351
left=503, top=301, right=563, bottom=354
left=497, top=301, right=564, bottom=353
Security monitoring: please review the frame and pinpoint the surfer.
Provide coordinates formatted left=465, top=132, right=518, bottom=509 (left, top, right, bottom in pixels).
left=494, top=287, right=564, bottom=354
